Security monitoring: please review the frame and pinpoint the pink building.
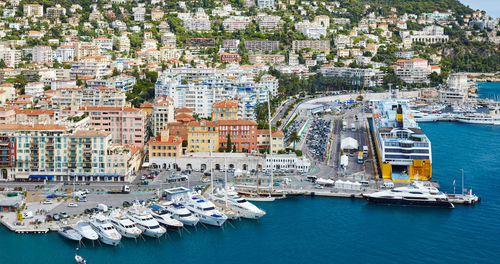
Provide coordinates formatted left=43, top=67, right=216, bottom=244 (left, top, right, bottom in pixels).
left=60, top=106, right=146, bottom=147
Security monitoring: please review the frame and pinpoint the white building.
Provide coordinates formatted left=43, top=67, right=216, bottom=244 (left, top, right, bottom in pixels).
left=257, top=0, right=275, bottom=9
left=54, top=46, right=75, bottom=62
left=264, top=153, right=311, bottom=173
left=24, top=82, right=45, bottom=97
left=32, top=46, right=53, bottom=63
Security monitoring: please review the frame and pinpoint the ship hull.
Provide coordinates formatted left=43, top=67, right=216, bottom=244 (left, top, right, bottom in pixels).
left=364, top=196, right=454, bottom=208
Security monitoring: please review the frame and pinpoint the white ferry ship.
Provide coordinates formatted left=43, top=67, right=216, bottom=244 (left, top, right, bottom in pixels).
left=370, top=99, right=432, bottom=182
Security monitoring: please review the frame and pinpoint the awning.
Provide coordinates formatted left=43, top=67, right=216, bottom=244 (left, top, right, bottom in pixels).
left=29, top=175, right=54, bottom=179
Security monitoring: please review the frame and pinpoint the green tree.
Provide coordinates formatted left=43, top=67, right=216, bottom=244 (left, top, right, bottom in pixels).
left=288, top=131, right=300, bottom=150
left=226, top=134, right=232, bottom=152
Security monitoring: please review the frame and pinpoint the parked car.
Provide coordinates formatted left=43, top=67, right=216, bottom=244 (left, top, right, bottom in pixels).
left=42, top=200, right=53, bottom=205
left=52, top=214, right=60, bottom=221
left=60, top=212, right=69, bottom=218
left=122, top=201, right=131, bottom=207
left=67, top=203, right=78, bottom=207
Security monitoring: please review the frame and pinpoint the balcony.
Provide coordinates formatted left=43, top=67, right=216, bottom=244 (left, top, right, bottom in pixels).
left=46, top=145, right=54, bottom=150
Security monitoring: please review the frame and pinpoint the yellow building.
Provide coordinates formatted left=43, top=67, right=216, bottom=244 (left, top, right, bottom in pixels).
left=257, top=129, right=285, bottom=154
left=211, top=100, right=238, bottom=121
left=187, top=121, right=219, bottom=152
left=148, top=129, right=183, bottom=160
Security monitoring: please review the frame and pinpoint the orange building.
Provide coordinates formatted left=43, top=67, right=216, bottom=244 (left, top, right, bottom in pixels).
left=216, top=120, right=258, bottom=153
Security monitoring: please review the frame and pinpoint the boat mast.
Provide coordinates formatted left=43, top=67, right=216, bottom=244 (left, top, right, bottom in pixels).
left=460, top=168, right=464, bottom=196
left=267, top=92, right=274, bottom=193
left=210, top=151, right=214, bottom=195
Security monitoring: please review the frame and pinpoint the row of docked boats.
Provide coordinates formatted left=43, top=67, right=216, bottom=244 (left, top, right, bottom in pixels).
left=59, top=189, right=266, bottom=246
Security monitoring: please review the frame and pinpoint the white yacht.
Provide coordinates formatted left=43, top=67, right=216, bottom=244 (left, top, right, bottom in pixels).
left=410, top=111, right=440, bottom=122
left=89, top=214, right=122, bottom=246
left=58, top=226, right=82, bottom=242
left=127, top=206, right=166, bottom=238
left=457, top=113, right=500, bottom=125
left=211, top=188, right=266, bottom=219
left=148, top=204, right=184, bottom=229
left=75, top=221, right=98, bottom=241
left=162, top=201, right=199, bottom=226
left=185, top=192, right=228, bottom=227
left=109, top=210, right=142, bottom=239
left=363, top=181, right=454, bottom=208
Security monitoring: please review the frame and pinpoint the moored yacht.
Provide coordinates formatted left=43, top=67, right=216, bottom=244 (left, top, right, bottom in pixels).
left=457, top=113, right=500, bottom=125
left=127, top=206, right=166, bottom=238
left=162, top=201, right=199, bottom=226
left=210, top=188, right=266, bottom=219
left=109, top=210, right=142, bottom=239
left=89, top=214, right=122, bottom=246
left=148, top=204, right=184, bottom=229
left=363, top=181, right=454, bottom=208
left=185, top=192, right=227, bottom=227
left=58, top=226, right=82, bottom=242
left=75, top=221, right=98, bottom=241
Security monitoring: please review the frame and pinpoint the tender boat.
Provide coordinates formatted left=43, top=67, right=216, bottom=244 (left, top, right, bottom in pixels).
left=90, top=214, right=122, bottom=246
left=109, top=210, right=142, bottom=239
left=75, top=221, right=99, bottom=241
left=185, top=192, right=228, bottom=227
left=162, top=201, right=199, bottom=226
left=148, top=204, right=184, bottom=229
left=75, top=254, right=86, bottom=264
left=127, top=206, right=166, bottom=238
left=363, top=181, right=454, bottom=208
left=58, top=226, right=82, bottom=242
left=456, top=113, right=500, bottom=125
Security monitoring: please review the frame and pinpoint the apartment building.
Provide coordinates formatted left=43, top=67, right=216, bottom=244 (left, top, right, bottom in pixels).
left=186, top=38, right=216, bottom=47
left=217, top=119, right=258, bottom=153
left=52, top=87, right=126, bottom=107
left=0, top=45, right=21, bottom=67
left=248, top=54, right=285, bottom=65
left=148, top=129, right=183, bottom=161
left=73, top=42, right=101, bottom=60
left=93, top=38, right=113, bottom=51
left=32, top=46, right=53, bottom=63
left=0, top=125, right=139, bottom=182
left=393, top=58, right=432, bottom=84
left=187, top=120, right=219, bottom=152
left=257, top=0, right=275, bottom=9
left=60, top=106, right=146, bottom=147
left=257, top=129, right=285, bottom=154
left=212, top=100, right=239, bottom=121
left=86, top=75, right=137, bottom=91
left=161, top=32, right=177, bottom=47
left=223, top=16, right=250, bottom=32
left=15, top=109, right=55, bottom=125
left=24, top=82, right=45, bottom=97
left=23, top=4, right=43, bottom=17
left=151, top=9, right=164, bottom=21
left=54, top=46, right=75, bottom=62
left=244, top=40, right=280, bottom=51
left=319, top=64, right=383, bottom=87
left=152, top=96, right=175, bottom=135
left=292, top=40, right=330, bottom=53
left=46, top=6, right=66, bottom=18
left=220, top=53, right=241, bottom=63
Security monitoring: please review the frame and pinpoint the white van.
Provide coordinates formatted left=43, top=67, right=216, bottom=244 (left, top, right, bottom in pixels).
left=22, top=211, right=34, bottom=219
left=97, top=203, right=109, bottom=212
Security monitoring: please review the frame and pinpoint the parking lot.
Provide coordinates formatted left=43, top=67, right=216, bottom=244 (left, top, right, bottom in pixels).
left=305, top=118, right=332, bottom=163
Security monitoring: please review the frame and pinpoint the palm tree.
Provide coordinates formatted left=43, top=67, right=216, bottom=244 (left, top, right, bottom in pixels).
left=288, top=131, right=300, bottom=150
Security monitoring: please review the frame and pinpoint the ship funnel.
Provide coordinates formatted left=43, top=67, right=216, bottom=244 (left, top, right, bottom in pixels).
left=396, top=104, right=403, bottom=128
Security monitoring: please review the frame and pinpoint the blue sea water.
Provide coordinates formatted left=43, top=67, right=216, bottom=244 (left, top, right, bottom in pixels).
left=1, top=84, right=499, bottom=264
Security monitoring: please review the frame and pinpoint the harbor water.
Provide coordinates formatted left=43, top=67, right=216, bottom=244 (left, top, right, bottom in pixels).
left=1, top=83, right=499, bottom=264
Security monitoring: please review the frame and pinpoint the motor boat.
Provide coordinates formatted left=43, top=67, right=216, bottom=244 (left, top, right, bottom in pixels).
left=58, top=226, right=82, bottom=242
left=75, top=221, right=98, bottom=241
left=363, top=181, right=454, bottom=208
left=89, top=214, right=122, bottom=246
left=184, top=192, right=227, bottom=227
left=127, top=206, right=166, bottom=238
left=109, top=210, right=142, bottom=239
left=148, top=204, right=184, bottom=229
left=210, top=188, right=266, bottom=219
left=456, top=113, right=500, bottom=125
left=409, top=110, right=440, bottom=123
left=75, top=254, right=86, bottom=264
left=162, top=201, right=199, bottom=226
